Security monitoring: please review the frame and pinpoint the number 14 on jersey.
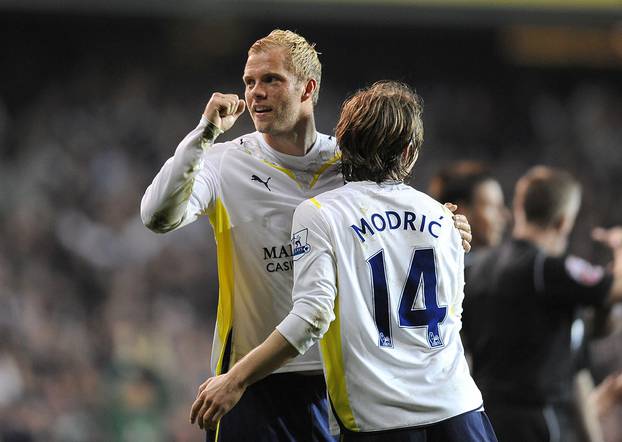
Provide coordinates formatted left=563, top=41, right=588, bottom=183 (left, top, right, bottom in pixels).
left=367, top=248, right=447, bottom=349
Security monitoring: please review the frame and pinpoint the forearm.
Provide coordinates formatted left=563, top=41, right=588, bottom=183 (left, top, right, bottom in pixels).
left=227, top=330, right=299, bottom=388
left=141, top=117, right=222, bottom=233
left=189, top=330, right=298, bottom=430
left=228, top=309, right=329, bottom=388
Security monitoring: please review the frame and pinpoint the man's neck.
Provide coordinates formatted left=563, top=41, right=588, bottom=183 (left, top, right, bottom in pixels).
left=513, top=223, right=566, bottom=256
left=262, top=116, right=317, bottom=156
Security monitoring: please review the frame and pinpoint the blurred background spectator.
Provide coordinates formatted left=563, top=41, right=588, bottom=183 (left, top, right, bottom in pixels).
left=1, top=2, right=622, bottom=441
left=428, top=161, right=509, bottom=253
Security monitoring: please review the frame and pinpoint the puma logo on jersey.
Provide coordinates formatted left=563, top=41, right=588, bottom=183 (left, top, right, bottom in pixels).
left=251, top=174, right=271, bottom=191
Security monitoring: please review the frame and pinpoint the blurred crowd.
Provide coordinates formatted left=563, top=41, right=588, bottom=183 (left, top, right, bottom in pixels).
left=0, top=65, right=223, bottom=441
left=1, top=18, right=622, bottom=442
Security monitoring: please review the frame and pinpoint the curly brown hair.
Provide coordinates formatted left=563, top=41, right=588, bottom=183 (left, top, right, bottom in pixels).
left=336, top=81, right=424, bottom=183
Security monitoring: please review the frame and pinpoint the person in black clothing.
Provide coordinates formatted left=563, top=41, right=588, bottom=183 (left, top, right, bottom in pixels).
left=463, top=166, right=622, bottom=442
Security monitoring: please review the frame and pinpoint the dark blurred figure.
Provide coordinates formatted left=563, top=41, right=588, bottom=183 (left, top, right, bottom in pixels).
left=429, top=161, right=509, bottom=253
left=463, top=166, right=622, bottom=442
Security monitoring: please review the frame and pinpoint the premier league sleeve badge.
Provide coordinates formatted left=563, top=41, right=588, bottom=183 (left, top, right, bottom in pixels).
left=291, top=228, right=312, bottom=261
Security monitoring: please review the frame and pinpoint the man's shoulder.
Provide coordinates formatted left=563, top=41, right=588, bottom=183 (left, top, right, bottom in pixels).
left=311, top=182, right=434, bottom=208
left=294, top=186, right=350, bottom=224
left=466, top=243, right=507, bottom=279
left=545, top=253, right=608, bottom=288
left=408, top=186, right=449, bottom=213
left=311, top=183, right=354, bottom=206
left=213, top=131, right=260, bottom=150
left=209, top=132, right=280, bottom=166
left=316, top=132, right=338, bottom=149
left=314, top=133, right=341, bottom=170
left=465, top=240, right=540, bottom=295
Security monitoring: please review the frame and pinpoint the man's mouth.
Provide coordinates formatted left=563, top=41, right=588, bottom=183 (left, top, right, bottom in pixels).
left=253, top=106, right=273, bottom=114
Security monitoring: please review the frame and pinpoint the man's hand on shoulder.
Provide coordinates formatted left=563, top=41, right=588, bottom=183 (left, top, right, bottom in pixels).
left=445, top=203, right=472, bottom=253
left=204, top=92, right=246, bottom=133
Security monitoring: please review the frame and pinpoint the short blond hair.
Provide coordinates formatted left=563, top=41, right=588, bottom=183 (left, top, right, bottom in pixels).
left=249, top=29, right=322, bottom=105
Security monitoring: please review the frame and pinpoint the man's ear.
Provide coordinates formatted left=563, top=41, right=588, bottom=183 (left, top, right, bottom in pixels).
left=556, top=213, right=575, bottom=235
left=301, top=79, right=317, bottom=103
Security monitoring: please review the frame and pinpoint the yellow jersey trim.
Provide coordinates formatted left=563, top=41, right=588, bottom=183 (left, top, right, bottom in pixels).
left=260, top=160, right=302, bottom=189
left=208, top=198, right=235, bottom=375
left=319, top=294, right=359, bottom=431
left=209, top=422, right=220, bottom=442
left=310, top=152, right=342, bottom=189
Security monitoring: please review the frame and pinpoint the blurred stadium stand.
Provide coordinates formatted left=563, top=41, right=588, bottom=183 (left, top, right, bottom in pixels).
left=1, top=1, right=622, bottom=441
left=2, top=0, right=622, bottom=22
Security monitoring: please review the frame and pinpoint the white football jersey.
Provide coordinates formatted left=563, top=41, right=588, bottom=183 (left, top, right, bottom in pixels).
left=141, top=116, right=343, bottom=375
left=277, top=181, right=483, bottom=433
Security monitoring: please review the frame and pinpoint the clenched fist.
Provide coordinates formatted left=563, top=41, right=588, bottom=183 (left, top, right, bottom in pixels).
left=204, top=93, right=246, bottom=133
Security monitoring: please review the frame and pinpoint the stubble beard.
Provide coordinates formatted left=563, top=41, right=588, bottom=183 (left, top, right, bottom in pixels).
left=254, top=109, right=294, bottom=136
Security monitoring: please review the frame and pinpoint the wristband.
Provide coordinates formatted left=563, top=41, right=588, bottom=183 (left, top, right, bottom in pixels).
left=200, top=120, right=224, bottom=149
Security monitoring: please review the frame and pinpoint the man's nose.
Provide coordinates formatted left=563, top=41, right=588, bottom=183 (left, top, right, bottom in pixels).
left=250, top=83, right=267, bottom=99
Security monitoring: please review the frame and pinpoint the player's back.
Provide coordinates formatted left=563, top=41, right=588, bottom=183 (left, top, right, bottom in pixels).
left=296, top=181, right=482, bottom=433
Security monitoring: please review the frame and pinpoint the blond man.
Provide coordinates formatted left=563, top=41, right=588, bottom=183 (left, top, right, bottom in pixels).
left=189, top=81, right=498, bottom=442
left=142, top=31, right=472, bottom=441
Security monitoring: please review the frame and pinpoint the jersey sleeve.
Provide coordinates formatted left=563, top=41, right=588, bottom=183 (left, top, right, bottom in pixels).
left=140, top=116, right=226, bottom=233
left=276, top=199, right=337, bottom=355
left=539, top=254, right=613, bottom=306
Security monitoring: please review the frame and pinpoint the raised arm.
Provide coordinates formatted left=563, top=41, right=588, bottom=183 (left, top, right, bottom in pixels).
left=140, top=93, right=245, bottom=233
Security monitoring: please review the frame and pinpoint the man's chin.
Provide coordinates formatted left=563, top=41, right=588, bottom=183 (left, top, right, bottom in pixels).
left=253, top=122, right=271, bottom=134
left=255, top=125, right=283, bottom=136
left=253, top=120, right=291, bottom=136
